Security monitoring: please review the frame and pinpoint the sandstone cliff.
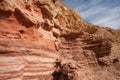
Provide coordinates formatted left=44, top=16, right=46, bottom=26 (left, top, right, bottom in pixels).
left=0, top=0, right=119, bottom=80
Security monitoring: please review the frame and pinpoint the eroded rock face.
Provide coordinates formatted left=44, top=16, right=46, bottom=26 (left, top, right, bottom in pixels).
left=0, top=0, right=59, bottom=80
left=57, top=32, right=119, bottom=80
left=0, top=13, right=58, bottom=80
left=0, top=0, right=120, bottom=80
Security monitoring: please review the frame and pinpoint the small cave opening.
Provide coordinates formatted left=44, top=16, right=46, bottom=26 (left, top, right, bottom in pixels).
left=52, top=59, right=77, bottom=80
left=19, top=30, right=25, bottom=34
left=52, top=59, right=69, bottom=80
left=52, top=70, right=68, bottom=80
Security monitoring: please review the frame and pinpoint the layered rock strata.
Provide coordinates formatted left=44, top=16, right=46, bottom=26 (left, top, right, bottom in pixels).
left=56, top=32, right=119, bottom=80
left=0, top=0, right=120, bottom=80
left=0, top=12, right=58, bottom=80
left=0, top=0, right=59, bottom=80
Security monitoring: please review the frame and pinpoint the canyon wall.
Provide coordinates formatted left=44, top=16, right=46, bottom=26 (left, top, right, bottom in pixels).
left=0, top=0, right=119, bottom=80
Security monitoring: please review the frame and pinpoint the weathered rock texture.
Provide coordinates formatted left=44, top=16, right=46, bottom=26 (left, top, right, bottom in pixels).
left=0, top=0, right=120, bottom=80
left=58, top=33, right=119, bottom=80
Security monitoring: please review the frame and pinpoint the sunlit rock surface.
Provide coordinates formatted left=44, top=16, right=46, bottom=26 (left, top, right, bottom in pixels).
left=0, top=0, right=120, bottom=80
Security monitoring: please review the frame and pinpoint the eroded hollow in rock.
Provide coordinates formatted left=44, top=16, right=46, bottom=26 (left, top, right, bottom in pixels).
left=19, top=30, right=25, bottom=34
left=52, top=59, right=77, bottom=80
left=0, top=10, right=12, bottom=19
